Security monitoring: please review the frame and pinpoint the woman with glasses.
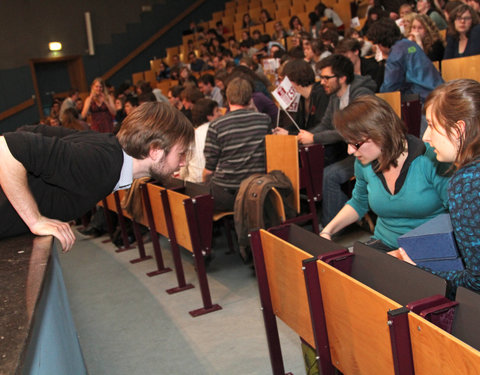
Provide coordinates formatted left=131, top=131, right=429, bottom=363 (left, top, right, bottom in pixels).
left=444, top=4, right=480, bottom=59
left=320, top=95, right=450, bottom=251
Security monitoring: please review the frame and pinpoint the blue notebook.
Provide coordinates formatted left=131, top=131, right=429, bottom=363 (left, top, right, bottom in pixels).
left=397, top=214, right=464, bottom=272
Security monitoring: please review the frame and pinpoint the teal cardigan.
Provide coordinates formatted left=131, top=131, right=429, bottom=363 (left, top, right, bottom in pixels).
left=347, top=140, right=450, bottom=249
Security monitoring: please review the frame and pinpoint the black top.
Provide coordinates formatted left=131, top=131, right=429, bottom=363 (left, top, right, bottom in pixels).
left=1, top=125, right=123, bottom=238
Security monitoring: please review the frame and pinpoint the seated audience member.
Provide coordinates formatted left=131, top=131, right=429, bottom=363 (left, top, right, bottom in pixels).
left=367, top=18, right=444, bottom=103
left=304, top=39, right=332, bottom=75
left=467, top=0, right=480, bottom=13
left=274, top=58, right=329, bottom=136
left=444, top=4, right=480, bottom=59
left=406, top=14, right=446, bottom=61
left=198, top=73, right=224, bottom=107
left=315, top=2, right=344, bottom=32
left=320, top=29, right=340, bottom=53
left=203, top=77, right=271, bottom=211
left=242, top=13, right=255, bottom=28
left=289, top=15, right=305, bottom=35
left=236, top=60, right=272, bottom=98
left=336, top=38, right=383, bottom=91
left=124, top=96, right=139, bottom=116
left=179, top=98, right=220, bottom=183
left=187, top=51, right=206, bottom=73
left=308, top=11, right=322, bottom=39
left=114, top=96, right=126, bottom=125
left=155, top=60, right=170, bottom=81
left=178, top=66, right=198, bottom=86
left=321, top=95, right=450, bottom=250
left=362, top=6, right=387, bottom=35
left=59, top=89, right=79, bottom=119
left=61, top=108, right=89, bottom=131
left=394, top=79, right=480, bottom=296
left=344, top=28, right=373, bottom=57
left=45, top=116, right=60, bottom=127
left=259, top=8, right=273, bottom=24
left=50, top=99, right=61, bottom=119
left=75, top=97, right=83, bottom=115
left=228, top=67, right=279, bottom=125
left=169, top=54, right=185, bottom=80
left=180, top=85, right=203, bottom=122
left=297, top=55, right=376, bottom=161
left=271, top=21, right=288, bottom=41
left=167, top=85, right=184, bottom=110
left=416, top=0, right=448, bottom=30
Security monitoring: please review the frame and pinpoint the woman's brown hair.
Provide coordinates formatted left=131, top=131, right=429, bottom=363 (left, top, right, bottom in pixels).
left=424, top=79, right=480, bottom=169
left=334, top=95, right=407, bottom=172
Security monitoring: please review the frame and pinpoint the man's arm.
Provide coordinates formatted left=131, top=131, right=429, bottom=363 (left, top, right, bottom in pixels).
left=0, top=137, right=75, bottom=251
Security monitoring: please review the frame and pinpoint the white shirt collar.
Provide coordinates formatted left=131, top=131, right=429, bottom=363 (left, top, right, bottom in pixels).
left=113, top=151, right=133, bottom=191
left=339, top=84, right=351, bottom=110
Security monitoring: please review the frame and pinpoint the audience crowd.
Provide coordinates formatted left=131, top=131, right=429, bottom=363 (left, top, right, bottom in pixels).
left=44, top=0, right=479, bottom=295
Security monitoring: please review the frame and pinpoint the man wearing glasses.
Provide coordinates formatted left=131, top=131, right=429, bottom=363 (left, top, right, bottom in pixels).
left=297, top=54, right=376, bottom=166
left=296, top=54, right=376, bottom=227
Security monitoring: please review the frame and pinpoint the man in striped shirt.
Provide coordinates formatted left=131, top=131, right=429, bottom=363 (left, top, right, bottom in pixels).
left=203, top=77, right=271, bottom=211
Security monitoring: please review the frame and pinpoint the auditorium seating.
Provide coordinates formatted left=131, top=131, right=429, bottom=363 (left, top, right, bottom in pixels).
left=250, top=223, right=480, bottom=374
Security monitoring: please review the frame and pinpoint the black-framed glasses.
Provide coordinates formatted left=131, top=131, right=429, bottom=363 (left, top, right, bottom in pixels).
left=349, top=140, right=366, bottom=150
left=319, top=74, right=337, bottom=81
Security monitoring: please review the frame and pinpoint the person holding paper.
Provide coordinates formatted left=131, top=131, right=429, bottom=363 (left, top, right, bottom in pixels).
left=394, top=79, right=480, bottom=295
left=274, top=58, right=329, bottom=136
left=320, top=95, right=450, bottom=251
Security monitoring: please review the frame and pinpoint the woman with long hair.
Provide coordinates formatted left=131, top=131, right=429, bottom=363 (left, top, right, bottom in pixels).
left=406, top=13, right=446, bottom=61
left=395, top=79, right=480, bottom=295
left=320, top=95, right=450, bottom=251
left=81, top=77, right=116, bottom=132
left=444, top=3, right=480, bottom=58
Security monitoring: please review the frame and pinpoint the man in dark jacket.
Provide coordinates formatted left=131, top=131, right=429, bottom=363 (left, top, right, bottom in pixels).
left=275, top=58, right=330, bottom=134
left=296, top=55, right=376, bottom=226
left=298, top=54, right=377, bottom=166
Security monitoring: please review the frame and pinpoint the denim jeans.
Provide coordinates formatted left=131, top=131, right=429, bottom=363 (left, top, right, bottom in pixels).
left=322, top=155, right=355, bottom=226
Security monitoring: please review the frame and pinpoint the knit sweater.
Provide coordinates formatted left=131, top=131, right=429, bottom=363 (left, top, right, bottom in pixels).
left=431, top=161, right=480, bottom=293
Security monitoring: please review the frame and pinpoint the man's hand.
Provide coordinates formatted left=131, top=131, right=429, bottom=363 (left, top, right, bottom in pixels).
left=297, top=130, right=314, bottom=144
left=272, top=127, right=288, bottom=135
left=30, top=216, right=76, bottom=252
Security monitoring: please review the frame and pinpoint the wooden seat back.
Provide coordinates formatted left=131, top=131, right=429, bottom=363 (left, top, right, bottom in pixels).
left=408, top=311, right=480, bottom=374
left=442, top=55, right=480, bottom=82
left=258, top=229, right=317, bottom=347
left=265, top=134, right=300, bottom=213
left=165, top=189, right=194, bottom=252
left=316, top=259, right=402, bottom=374
left=376, top=91, right=401, bottom=118
left=145, top=183, right=169, bottom=237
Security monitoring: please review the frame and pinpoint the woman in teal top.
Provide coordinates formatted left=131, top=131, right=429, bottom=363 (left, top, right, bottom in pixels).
left=321, top=95, right=450, bottom=250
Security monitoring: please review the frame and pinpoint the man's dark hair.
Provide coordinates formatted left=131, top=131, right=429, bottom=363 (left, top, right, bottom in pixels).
left=180, top=86, right=204, bottom=103
left=287, top=46, right=305, bottom=59
left=68, top=88, right=79, bottom=97
left=283, top=59, right=315, bottom=87
left=138, top=92, right=157, bottom=103
left=335, top=38, right=363, bottom=54
left=366, top=18, right=402, bottom=49
left=317, top=54, right=355, bottom=84
left=125, top=96, right=139, bottom=107
left=192, top=98, right=218, bottom=127
left=170, top=85, right=184, bottom=98
left=199, top=73, right=215, bottom=86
